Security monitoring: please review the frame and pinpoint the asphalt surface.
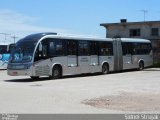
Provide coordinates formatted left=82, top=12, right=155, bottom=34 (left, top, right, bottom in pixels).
left=0, top=68, right=160, bottom=113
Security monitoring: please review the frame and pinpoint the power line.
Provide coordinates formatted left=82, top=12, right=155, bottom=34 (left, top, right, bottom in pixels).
left=0, top=33, right=10, bottom=43
left=11, top=35, right=18, bottom=43
left=141, top=10, right=148, bottom=21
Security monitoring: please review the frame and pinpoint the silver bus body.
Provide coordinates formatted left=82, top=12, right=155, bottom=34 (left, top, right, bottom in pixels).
left=7, top=33, right=153, bottom=78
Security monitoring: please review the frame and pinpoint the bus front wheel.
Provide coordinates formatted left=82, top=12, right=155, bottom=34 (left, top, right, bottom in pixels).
left=50, top=65, right=62, bottom=79
left=102, top=64, right=109, bottom=74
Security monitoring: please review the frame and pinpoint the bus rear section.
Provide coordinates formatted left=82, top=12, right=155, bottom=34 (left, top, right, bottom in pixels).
left=113, top=38, right=153, bottom=71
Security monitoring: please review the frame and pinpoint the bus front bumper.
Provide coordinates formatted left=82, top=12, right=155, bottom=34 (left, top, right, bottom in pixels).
left=7, top=69, right=32, bottom=76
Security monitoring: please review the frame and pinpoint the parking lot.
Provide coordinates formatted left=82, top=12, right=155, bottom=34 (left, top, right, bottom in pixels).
left=0, top=68, right=160, bottom=113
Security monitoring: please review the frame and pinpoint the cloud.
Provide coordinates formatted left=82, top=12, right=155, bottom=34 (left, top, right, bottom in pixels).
left=0, top=9, right=71, bottom=43
left=0, top=9, right=101, bottom=43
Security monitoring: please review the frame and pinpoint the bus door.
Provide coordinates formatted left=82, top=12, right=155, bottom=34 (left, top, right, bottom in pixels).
left=122, top=42, right=133, bottom=69
left=78, top=41, right=90, bottom=73
left=67, top=40, right=78, bottom=74
left=90, top=41, right=99, bottom=73
left=113, top=39, right=123, bottom=71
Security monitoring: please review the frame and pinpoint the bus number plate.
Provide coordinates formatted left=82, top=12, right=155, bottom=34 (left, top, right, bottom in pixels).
left=12, top=72, right=18, bottom=75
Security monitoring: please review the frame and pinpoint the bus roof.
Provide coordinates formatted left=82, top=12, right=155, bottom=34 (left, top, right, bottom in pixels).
left=43, top=35, right=112, bottom=41
left=17, top=32, right=57, bottom=43
left=43, top=35, right=150, bottom=43
left=16, top=32, right=151, bottom=43
left=120, top=38, right=151, bottom=43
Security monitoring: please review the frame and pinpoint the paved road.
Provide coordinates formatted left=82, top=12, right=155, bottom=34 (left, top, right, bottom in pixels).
left=0, top=68, right=160, bottom=113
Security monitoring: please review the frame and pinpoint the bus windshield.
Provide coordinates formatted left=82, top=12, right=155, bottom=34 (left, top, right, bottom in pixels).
left=10, top=42, right=37, bottom=63
left=9, top=33, right=46, bottom=63
left=10, top=46, right=34, bottom=63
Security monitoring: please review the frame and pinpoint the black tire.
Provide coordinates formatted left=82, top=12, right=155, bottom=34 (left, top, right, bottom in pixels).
left=30, top=76, right=39, bottom=80
left=50, top=66, right=62, bottom=79
left=102, top=64, right=109, bottom=74
left=139, top=61, right=144, bottom=71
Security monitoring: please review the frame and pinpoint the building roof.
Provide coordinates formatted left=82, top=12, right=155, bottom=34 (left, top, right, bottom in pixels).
left=100, top=21, right=160, bottom=27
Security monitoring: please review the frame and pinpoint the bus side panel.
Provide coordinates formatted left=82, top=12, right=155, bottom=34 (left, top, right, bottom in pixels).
left=50, top=56, right=68, bottom=75
left=89, top=55, right=101, bottom=73
left=142, top=55, right=153, bottom=67
left=33, top=59, right=51, bottom=76
left=132, top=55, right=153, bottom=68
left=66, top=55, right=79, bottom=75
left=32, top=57, right=68, bottom=77
left=78, top=56, right=90, bottom=74
left=99, top=56, right=114, bottom=71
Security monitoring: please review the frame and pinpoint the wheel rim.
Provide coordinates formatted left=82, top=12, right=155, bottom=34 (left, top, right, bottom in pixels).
left=52, top=66, right=62, bottom=79
left=102, top=65, right=108, bottom=74
left=53, top=69, right=60, bottom=77
left=139, top=62, right=144, bottom=70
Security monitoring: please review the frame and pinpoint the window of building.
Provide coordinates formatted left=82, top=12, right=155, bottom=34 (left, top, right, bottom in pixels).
left=129, top=29, right=141, bottom=37
left=151, top=28, right=159, bottom=36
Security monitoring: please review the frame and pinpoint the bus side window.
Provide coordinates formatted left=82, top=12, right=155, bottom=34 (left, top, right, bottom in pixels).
left=122, top=43, right=127, bottom=55
left=122, top=43, right=133, bottom=55
left=34, top=40, right=49, bottom=61
left=49, top=39, right=65, bottom=57
left=90, top=41, right=98, bottom=55
left=99, top=42, right=113, bottom=56
left=41, top=39, right=49, bottom=59
left=34, top=44, right=41, bottom=62
left=67, top=40, right=77, bottom=55
left=78, top=41, right=90, bottom=56
left=133, top=43, right=152, bottom=55
left=34, top=49, right=39, bottom=62
left=42, top=45, right=48, bottom=58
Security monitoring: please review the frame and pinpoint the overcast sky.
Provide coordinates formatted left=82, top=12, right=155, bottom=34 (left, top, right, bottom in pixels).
left=0, top=0, right=160, bottom=43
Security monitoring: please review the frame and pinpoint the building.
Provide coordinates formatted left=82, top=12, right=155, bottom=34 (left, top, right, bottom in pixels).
left=100, top=19, right=160, bottom=62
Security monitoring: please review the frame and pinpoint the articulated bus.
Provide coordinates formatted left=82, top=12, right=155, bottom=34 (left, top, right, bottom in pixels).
left=7, top=33, right=153, bottom=79
left=0, top=43, right=14, bottom=69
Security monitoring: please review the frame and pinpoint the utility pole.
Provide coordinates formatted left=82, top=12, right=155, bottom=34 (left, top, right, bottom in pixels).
left=11, top=35, right=18, bottom=43
left=0, top=33, right=10, bottom=43
left=141, top=10, right=148, bottom=21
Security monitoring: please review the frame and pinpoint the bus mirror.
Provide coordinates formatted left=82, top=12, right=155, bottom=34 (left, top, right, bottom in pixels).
left=39, top=43, right=42, bottom=51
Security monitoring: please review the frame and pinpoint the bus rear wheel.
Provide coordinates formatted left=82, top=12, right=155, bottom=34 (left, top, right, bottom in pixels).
left=102, top=64, right=109, bottom=74
left=50, top=65, right=62, bottom=79
left=139, top=61, right=144, bottom=71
